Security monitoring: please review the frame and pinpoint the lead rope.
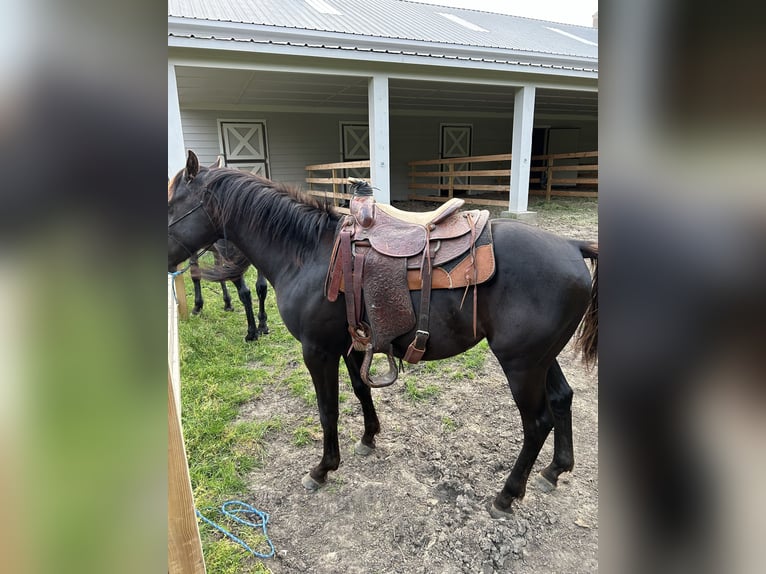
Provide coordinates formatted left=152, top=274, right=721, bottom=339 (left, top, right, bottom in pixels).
left=196, top=500, right=275, bottom=559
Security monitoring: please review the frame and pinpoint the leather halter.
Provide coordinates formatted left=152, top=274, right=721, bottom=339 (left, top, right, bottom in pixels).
left=168, top=198, right=219, bottom=264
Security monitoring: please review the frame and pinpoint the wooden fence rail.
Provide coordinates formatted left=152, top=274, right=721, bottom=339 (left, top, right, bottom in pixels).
left=304, top=160, right=371, bottom=212
left=304, top=152, right=596, bottom=210
left=408, top=151, right=598, bottom=204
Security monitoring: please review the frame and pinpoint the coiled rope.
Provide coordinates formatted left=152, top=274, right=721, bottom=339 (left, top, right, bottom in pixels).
left=196, top=500, right=275, bottom=559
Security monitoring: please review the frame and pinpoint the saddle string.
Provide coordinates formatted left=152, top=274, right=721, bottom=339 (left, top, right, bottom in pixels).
left=457, top=212, right=479, bottom=338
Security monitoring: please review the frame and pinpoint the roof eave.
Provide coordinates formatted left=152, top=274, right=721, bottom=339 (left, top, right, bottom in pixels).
left=168, top=18, right=598, bottom=79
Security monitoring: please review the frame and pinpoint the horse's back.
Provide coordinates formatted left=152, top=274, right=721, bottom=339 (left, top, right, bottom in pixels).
left=489, top=219, right=593, bottom=286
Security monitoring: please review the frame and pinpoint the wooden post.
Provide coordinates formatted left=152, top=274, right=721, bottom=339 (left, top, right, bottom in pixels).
left=168, top=365, right=206, bottom=574
left=168, top=272, right=205, bottom=573
left=448, top=161, right=454, bottom=199
left=545, top=157, right=554, bottom=202
left=331, top=168, right=338, bottom=207
left=173, top=270, right=188, bottom=320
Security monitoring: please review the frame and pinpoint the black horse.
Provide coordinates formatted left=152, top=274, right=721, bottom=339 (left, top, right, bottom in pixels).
left=168, top=151, right=598, bottom=518
left=187, top=239, right=269, bottom=342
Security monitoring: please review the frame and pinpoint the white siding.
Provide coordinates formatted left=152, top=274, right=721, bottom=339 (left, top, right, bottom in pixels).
left=179, top=109, right=597, bottom=202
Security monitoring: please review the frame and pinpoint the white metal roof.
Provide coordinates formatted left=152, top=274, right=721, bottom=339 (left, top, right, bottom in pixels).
left=168, top=0, right=598, bottom=67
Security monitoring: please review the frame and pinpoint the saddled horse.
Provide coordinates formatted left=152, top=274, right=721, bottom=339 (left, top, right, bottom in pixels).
left=168, top=150, right=598, bottom=518
left=187, top=239, right=269, bottom=342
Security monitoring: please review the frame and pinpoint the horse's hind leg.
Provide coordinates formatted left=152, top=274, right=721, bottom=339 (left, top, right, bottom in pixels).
left=230, top=276, right=258, bottom=342
left=539, top=360, right=574, bottom=489
left=254, top=271, right=269, bottom=335
left=220, top=281, right=234, bottom=311
left=343, top=351, right=381, bottom=455
left=492, top=364, right=554, bottom=517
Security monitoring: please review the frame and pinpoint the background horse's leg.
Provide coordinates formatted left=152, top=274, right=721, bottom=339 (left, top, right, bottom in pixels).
left=212, top=248, right=234, bottom=312
left=229, top=275, right=258, bottom=341
left=343, top=351, right=381, bottom=454
left=190, top=257, right=203, bottom=315
left=539, top=360, right=575, bottom=489
left=254, top=271, right=269, bottom=335
left=301, top=346, right=341, bottom=490
left=492, top=364, right=553, bottom=516
left=220, top=281, right=234, bottom=311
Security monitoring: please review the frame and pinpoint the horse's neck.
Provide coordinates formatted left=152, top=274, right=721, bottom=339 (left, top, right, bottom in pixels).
left=226, top=224, right=332, bottom=289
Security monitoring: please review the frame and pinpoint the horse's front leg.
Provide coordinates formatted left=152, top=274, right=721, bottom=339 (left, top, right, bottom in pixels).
left=343, top=350, right=381, bottom=455
left=301, top=345, right=341, bottom=490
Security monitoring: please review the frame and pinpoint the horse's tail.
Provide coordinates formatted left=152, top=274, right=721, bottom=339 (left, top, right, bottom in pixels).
left=573, top=241, right=598, bottom=368
left=199, top=241, right=252, bottom=282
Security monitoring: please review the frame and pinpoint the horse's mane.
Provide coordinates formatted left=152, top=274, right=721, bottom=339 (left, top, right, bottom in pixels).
left=201, top=168, right=341, bottom=263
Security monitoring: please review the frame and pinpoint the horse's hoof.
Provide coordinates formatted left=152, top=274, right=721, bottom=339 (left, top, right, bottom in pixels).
left=354, top=440, right=374, bottom=456
left=191, top=308, right=202, bottom=315
left=301, top=473, right=324, bottom=491
left=488, top=500, right=513, bottom=520
left=258, top=327, right=270, bottom=335
left=245, top=333, right=257, bottom=342
left=534, top=472, right=557, bottom=493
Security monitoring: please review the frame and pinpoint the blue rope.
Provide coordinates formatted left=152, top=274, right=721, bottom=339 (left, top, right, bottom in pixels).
left=196, top=500, right=275, bottom=559
left=168, top=270, right=183, bottom=304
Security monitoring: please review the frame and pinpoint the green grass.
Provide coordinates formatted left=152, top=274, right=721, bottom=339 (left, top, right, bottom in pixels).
left=293, top=417, right=321, bottom=447
left=441, top=416, right=458, bottom=432
left=177, top=267, right=300, bottom=573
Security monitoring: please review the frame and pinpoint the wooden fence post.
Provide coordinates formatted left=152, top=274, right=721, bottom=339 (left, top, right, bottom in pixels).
left=168, top=366, right=206, bottom=574
left=173, top=271, right=188, bottom=320
left=168, top=274, right=205, bottom=573
left=545, top=157, right=554, bottom=202
left=331, top=168, right=338, bottom=207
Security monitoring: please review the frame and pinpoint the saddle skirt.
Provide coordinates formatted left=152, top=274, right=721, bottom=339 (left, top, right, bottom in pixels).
left=325, top=182, right=495, bottom=387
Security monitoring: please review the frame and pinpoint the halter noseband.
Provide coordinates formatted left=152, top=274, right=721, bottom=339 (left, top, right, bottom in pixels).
left=168, top=194, right=219, bottom=264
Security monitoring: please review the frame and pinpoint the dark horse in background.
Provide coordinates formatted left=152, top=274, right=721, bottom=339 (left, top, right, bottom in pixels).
left=187, top=239, right=269, bottom=342
left=168, top=151, right=598, bottom=518
left=169, top=156, right=269, bottom=342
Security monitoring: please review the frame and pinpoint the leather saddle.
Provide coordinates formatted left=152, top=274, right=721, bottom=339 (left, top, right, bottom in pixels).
left=326, top=179, right=495, bottom=387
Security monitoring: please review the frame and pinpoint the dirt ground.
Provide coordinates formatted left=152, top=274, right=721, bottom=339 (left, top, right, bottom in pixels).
left=243, top=199, right=598, bottom=573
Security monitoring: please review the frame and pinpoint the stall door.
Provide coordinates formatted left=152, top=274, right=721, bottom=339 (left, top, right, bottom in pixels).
left=218, top=120, right=270, bottom=177
left=440, top=124, right=472, bottom=195
left=340, top=123, right=370, bottom=181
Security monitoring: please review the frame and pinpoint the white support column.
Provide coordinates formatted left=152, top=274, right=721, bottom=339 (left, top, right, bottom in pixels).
left=168, top=63, right=186, bottom=180
left=505, top=85, right=537, bottom=219
left=367, top=74, right=391, bottom=204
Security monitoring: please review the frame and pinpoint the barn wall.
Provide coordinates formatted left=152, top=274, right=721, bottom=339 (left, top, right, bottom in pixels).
left=180, top=109, right=597, bottom=202
left=180, top=109, right=366, bottom=189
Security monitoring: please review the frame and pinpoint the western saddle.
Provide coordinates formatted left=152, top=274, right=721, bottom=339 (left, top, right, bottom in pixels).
left=326, top=179, right=495, bottom=387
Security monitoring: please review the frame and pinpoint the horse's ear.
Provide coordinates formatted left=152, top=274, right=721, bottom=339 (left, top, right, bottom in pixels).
left=184, top=150, right=200, bottom=181
left=211, top=155, right=225, bottom=169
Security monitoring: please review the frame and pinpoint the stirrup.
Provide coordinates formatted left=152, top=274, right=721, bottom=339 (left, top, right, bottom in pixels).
left=360, top=344, right=398, bottom=388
